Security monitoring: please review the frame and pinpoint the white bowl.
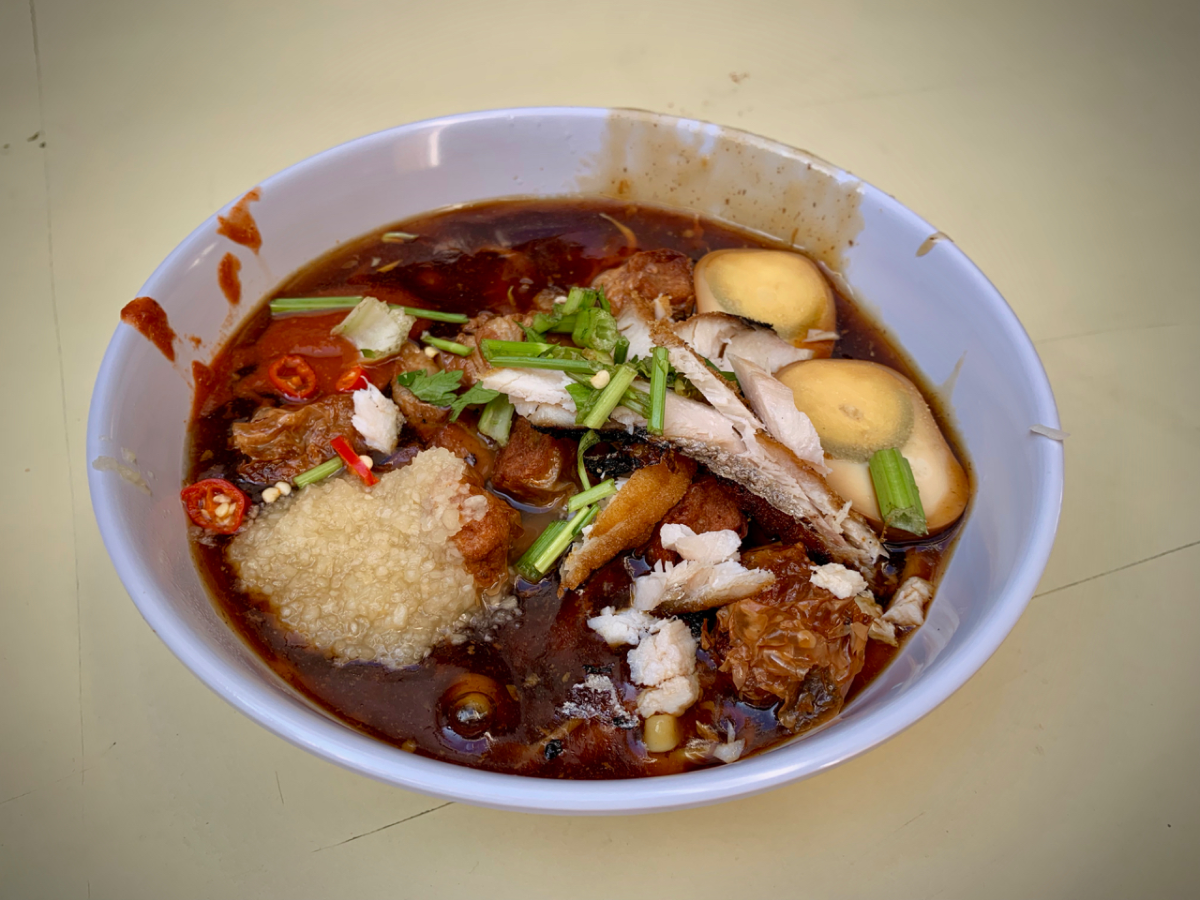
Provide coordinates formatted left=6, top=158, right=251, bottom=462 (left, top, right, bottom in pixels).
left=87, top=108, right=1063, bottom=814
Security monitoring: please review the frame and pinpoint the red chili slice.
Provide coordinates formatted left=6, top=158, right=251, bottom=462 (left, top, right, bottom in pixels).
left=336, top=366, right=368, bottom=392
left=332, top=435, right=378, bottom=486
left=180, top=478, right=248, bottom=534
left=267, top=355, right=319, bottom=400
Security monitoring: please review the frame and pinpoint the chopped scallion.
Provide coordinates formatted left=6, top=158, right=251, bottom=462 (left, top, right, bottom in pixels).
left=421, top=334, right=473, bottom=357
left=477, top=394, right=515, bottom=446
left=479, top=339, right=555, bottom=358
left=293, top=457, right=343, bottom=488
left=399, top=306, right=469, bottom=324
left=381, top=231, right=418, bottom=242
left=269, top=296, right=363, bottom=313
left=268, top=295, right=467, bottom=324
left=648, top=346, right=669, bottom=436
left=531, top=505, right=593, bottom=576
left=515, top=521, right=568, bottom=582
left=576, top=503, right=600, bottom=531
left=486, top=355, right=601, bottom=374
left=577, top=430, right=600, bottom=490
left=613, top=334, right=630, bottom=365
left=868, top=447, right=928, bottom=536
left=546, top=314, right=578, bottom=333
left=567, top=479, right=616, bottom=512
left=581, top=364, right=636, bottom=429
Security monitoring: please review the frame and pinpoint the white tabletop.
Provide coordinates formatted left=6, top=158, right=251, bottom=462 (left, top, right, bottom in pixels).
left=3, top=1, right=1198, bottom=896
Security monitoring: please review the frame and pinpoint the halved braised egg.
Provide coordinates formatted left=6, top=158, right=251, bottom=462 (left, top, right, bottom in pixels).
left=694, top=248, right=837, bottom=356
left=777, top=358, right=969, bottom=536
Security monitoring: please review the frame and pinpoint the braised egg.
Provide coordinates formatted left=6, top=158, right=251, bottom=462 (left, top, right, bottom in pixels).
left=777, top=359, right=969, bottom=536
left=694, top=249, right=837, bottom=356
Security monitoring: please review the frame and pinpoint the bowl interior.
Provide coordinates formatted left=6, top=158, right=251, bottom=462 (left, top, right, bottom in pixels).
left=87, top=108, right=1062, bottom=814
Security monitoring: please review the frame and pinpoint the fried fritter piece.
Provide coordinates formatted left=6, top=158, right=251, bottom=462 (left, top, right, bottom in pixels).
left=559, top=451, right=696, bottom=591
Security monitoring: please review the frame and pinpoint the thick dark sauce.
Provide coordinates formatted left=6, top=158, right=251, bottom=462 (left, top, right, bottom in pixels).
left=189, top=198, right=966, bottom=778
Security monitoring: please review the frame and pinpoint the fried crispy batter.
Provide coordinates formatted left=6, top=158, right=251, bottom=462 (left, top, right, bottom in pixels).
left=231, top=394, right=366, bottom=485
left=712, top=543, right=873, bottom=731
left=559, top=451, right=696, bottom=591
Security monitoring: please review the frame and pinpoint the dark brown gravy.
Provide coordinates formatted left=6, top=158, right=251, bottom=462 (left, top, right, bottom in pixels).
left=188, top=198, right=966, bottom=778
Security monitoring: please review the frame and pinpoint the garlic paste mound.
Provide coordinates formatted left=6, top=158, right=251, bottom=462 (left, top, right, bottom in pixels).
left=228, top=448, right=486, bottom=666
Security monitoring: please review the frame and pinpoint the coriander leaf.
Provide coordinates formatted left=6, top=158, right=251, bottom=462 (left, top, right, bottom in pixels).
left=565, top=382, right=600, bottom=425
left=394, top=369, right=463, bottom=406
left=449, top=383, right=501, bottom=421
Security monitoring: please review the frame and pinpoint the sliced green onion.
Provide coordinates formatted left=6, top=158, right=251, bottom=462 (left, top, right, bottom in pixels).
left=568, top=479, right=616, bottom=512
left=530, top=311, right=556, bottom=333
left=571, top=306, right=622, bottom=354
left=613, top=334, right=630, bottom=365
left=293, top=457, right=343, bottom=488
left=620, top=387, right=652, bottom=418
left=514, top=496, right=603, bottom=581
left=515, top=521, right=569, bottom=582
left=398, top=306, right=468, bottom=324
left=561, top=288, right=588, bottom=316
left=269, top=295, right=467, bottom=324
left=868, top=448, right=928, bottom=536
left=478, top=394, right=515, bottom=446
left=421, top=334, right=473, bottom=357
left=647, top=347, right=669, bottom=436
left=546, top=314, right=578, bottom=333
left=577, top=430, right=600, bottom=490
left=269, top=296, right=363, bottom=313
left=381, top=231, right=418, bottom=242
left=479, top=339, right=554, bottom=359
left=581, top=364, right=636, bottom=429
left=576, top=503, right=600, bottom=531
left=487, top=355, right=601, bottom=374
left=530, top=506, right=593, bottom=579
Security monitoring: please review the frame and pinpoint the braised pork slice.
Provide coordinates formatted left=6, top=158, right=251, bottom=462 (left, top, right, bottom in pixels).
left=454, top=485, right=522, bottom=589
left=432, top=421, right=496, bottom=484
left=231, top=395, right=366, bottom=485
left=644, top=475, right=747, bottom=566
left=492, top=418, right=576, bottom=504
left=708, top=543, right=873, bottom=731
left=591, top=249, right=695, bottom=317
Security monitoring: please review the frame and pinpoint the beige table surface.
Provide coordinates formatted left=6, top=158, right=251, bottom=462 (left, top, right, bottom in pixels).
left=3, top=0, right=1198, bottom=896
